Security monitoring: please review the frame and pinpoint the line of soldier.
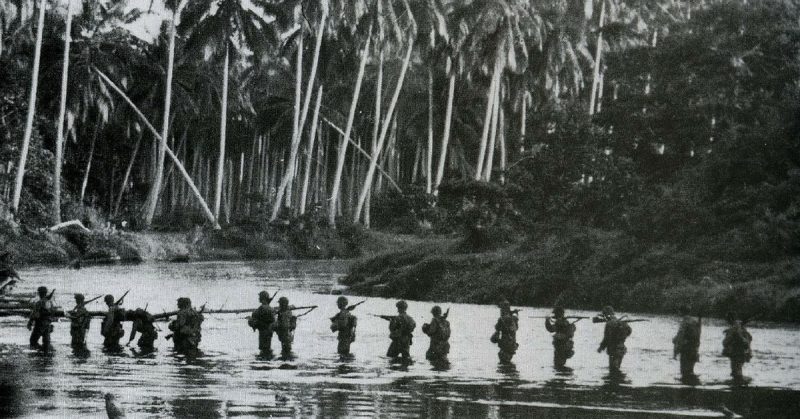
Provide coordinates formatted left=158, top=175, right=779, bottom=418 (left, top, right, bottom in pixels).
left=25, top=286, right=754, bottom=381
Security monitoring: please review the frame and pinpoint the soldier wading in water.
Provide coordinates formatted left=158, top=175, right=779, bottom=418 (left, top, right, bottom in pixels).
left=722, top=311, right=753, bottom=382
left=169, top=297, right=204, bottom=352
left=274, top=297, right=298, bottom=356
left=491, top=300, right=519, bottom=363
left=381, top=300, right=416, bottom=360
left=597, top=306, right=632, bottom=374
left=128, top=308, right=158, bottom=351
left=330, top=296, right=358, bottom=356
left=101, top=294, right=126, bottom=350
left=422, top=305, right=450, bottom=363
left=28, top=286, right=54, bottom=350
left=545, top=306, right=576, bottom=369
left=672, top=305, right=701, bottom=379
left=249, top=291, right=276, bottom=354
left=69, top=293, right=92, bottom=349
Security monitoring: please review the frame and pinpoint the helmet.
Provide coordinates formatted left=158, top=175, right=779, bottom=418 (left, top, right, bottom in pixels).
left=278, top=296, right=289, bottom=306
left=177, top=297, right=191, bottom=309
left=104, top=294, right=115, bottom=305
left=498, top=300, right=511, bottom=309
left=431, top=305, right=442, bottom=316
left=552, top=306, right=565, bottom=317
left=602, top=306, right=615, bottom=316
left=37, top=286, right=48, bottom=297
left=396, top=300, right=408, bottom=310
left=258, top=291, right=269, bottom=302
left=337, top=296, right=349, bottom=309
left=74, top=293, right=85, bottom=303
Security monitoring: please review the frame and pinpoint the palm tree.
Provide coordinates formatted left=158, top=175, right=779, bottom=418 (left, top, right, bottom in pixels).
left=179, top=0, right=282, bottom=223
left=10, top=0, right=46, bottom=215
left=52, top=0, right=74, bottom=224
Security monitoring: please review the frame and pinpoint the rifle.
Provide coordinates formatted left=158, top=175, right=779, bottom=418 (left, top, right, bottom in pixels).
left=115, top=290, right=130, bottom=306
left=83, top=295, right=103, bottom=306
left=288, top=305, right=317, bottom=311
left=268, top=290, right=280, bottom=303
left=592, top=316, right=649, bottom=324
left=371, top=314, right=396, bottom=321
left=443, top=308, right=450, bottom=319
left=346, top=300, right=366, bottom=311
left=46, top=289, right=56, bottom=300
left=530, top=316, right=589, bottom=320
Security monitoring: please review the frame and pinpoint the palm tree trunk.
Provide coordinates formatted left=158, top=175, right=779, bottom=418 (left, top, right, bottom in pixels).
left=475, top=51, right=503, bottom=180
left=434, top=58, right=455, bottom=194
left=52, top=2, right=72, bottom=224
left=499, top=105, right=506, bottom=185
left=589, top=0, right=606, bottom=116
left=426, top=68, right=434, bottom=194
left=79, top=121, right=99, bottom=204
left=143, top=5, right=181, bottom=227
left=328, top=28, right=372, bottom=227
left=483, top=82, right=501, bottom=181
left=113, top=129, right=143, bottom=218
left=11, top=0, right=46, bottom=214
left=214, top=44, right=230, bottom=220
left=300, top=85, right=323, bottom=215
left=94, top=68, right=219, bottom=228
left=353, top=34, right=414, bottom=223
left=519, top=93, right=527, bottom=153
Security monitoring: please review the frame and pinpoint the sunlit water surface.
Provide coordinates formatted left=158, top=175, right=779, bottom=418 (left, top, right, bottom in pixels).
left=1, top=260, right=800, bottom=418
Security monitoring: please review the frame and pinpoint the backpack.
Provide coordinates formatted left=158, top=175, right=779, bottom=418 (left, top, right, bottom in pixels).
left=438, top=318, right=451, bottom=340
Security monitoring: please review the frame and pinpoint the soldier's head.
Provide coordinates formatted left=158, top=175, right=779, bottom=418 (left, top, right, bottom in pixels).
left=74, top=293, right=85, bottom=304
left=134, top=308, right=152, bottom=321
left=396, top=300, right=408, bottom=313
left=553, top=306, right=565, bottom=318
left=278, top=296, right=289, bottom=308
left=337, top=296, right=349, bottom=309
left=259, top=291, right=269, bottom=304
left=37, top=286, right=47, bottom=298
left=177, top=297, right=191, bottom=309
left=104, top=294, right=115, bottom=306
left=498, top=300, right=511, bottom=313
left=601, top=305, right=615, bottom=317
left=431, top=305, right=442, bottom=317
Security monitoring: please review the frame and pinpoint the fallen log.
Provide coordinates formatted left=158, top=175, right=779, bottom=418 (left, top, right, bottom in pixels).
left=152, top=307, right=255, bottom=320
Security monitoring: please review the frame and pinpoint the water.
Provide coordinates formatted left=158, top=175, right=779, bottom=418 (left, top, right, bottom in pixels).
left=1, top=261, right=800, bottom=418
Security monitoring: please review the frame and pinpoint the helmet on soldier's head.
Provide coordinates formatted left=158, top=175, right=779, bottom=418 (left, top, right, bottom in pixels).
left=431, top=305, right=442, bottom=316
left=177, top=297, right=191, bottom=309
left=278, top=296, right=289, bottom=307
left=602, top=306, right=615, bottom=316
left=37, top=286, right=47, bottom=297
left=105, top=294, right=115, bottom=305
left=396, top=300, right=408, bottom=311
left=258, top=291, right=269, bottom=302
left=498, top=300, right=511, bottom=310
left=553, top=306, right=565, bottom=317
left=74, top=293, right=85, bottom=303
left=337, top=296, right=348, bottom=309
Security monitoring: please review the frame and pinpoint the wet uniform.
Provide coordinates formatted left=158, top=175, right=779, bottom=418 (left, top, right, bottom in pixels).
left=673, top=316, right=701, bottom=377
left=130, top=311, right=158, bottom=350
left=330, top=309, right=357, bottom=355
left=169, top=307, right=203, bottom=352
left=492, top=312, right=519, bottom=363
left=722, top=320, right=752, bottom=380
left=28, top=297, right=54, bottom=349
left=545, top=317, right=576, bottom=367
left=70, top=304, right=92, bottom=347
left=102, top=305, right=127, bottom=349
left=422, top=316, right=451, bottom=362
left=274, top=307, right=297, bottom=355
left=249, top=304, right=276, bottom=352
left=387, top=313, right=416, bottom=359
left=599, top=316, right=632, bottom=373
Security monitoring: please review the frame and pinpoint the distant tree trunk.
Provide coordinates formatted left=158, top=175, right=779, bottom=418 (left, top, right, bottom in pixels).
left=79, top=121, right=99, bottom=204
left=300, top=85, right=323, bottom=215
left=113, top=129, right=143, bottom=218
left=52, top=2, right=72, bottom=224
left=11, top=0, right=46, bottom=213
left=434, top=58, right=455, bottom=194
left=353, top=35, right=414, bottom=223
left=498, top=105, right=506, bottom=185
left=475, top=48, right=503, bottom=180
left=483, top=82, right=501, bottom=181
left=328, top=28, right=371, bottom=227
left=213, top=44, right=230, bottom=221
left=426, top=67, right=434, bottom=194
left=143, top=5, right=180, bottom=227
left=588, top=0, right=606, bottom=116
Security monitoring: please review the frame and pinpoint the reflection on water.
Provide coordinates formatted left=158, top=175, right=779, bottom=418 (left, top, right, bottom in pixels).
left=0, top=260, right=799, bottom=417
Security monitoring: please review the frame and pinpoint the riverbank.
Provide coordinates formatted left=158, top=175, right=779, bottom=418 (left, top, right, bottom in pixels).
left=343, top=225, right=800, bottom=322
left=0, top=217, right=415, bottom=268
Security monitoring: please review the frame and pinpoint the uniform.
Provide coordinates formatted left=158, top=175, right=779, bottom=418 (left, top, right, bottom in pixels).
left=102, top=305, right=126, bottom=349
left=70, top=303, right=92, bottom=348
left=249, top=304, right=276, bottom=352
left=598, top=315, right=632, bottom=373
left=422, top=312, right=450, bottom=362
left=331, top=309, right=357, bottom=355
left=387, top=312, right=416, bottom=359
left=28, top=293, right=54, bottom=350
left=274, top=299, right=297, bottom=355
left=169, top=301, right=203, bottom=352
left=673, top=315, right=701, bottom=377
left=722, top=318, right=752, bottom=380
left=545, top=315, right=576, bottom=368
left=492, top=311, right=519, bottom=363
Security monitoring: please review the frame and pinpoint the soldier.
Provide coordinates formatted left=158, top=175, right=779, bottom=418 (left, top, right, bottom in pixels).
left=27, top=286, right=54, bottom=350
left=672, top=305, right=701, bottom=379
left=168, top=297, right=204, bottom=352
left=69, top=293, right=92, bottom=348
left=101, top=294, right=126, bottom=349
left=385, top=300, right=416, bottom=360
left=597, top=306, right=632, bottom=374
left=248, top=291, right=276, bottom=353
left=330, top=296, right=357, bottom=356
left=273, top=296, right=297, bottom=356
left=491, top=300, right=519, bottom=363
left=128, top=308, right=158, bottom=351
left=421, top=305, right=450, bottom=363
left=722, top=311, right=752, bottom=381
left=545, top=306, right=576, bottom=368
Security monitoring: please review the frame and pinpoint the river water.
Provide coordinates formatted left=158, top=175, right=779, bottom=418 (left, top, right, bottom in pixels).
left=1, top=260, right=799, bottom=418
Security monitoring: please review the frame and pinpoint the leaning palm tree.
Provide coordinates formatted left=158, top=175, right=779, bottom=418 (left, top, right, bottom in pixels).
left=179, top=0, right=283, bottom=222
left=52, top=0, right=74, bottom=224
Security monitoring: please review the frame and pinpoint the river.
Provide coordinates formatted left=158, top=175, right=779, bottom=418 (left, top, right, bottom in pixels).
left=1, top=260, right=799, bottom=418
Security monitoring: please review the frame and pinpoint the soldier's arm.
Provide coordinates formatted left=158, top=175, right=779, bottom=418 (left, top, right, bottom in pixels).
left=598, top=324, right=610, bottom=352
left=544, top=318, right=555, bottom=332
